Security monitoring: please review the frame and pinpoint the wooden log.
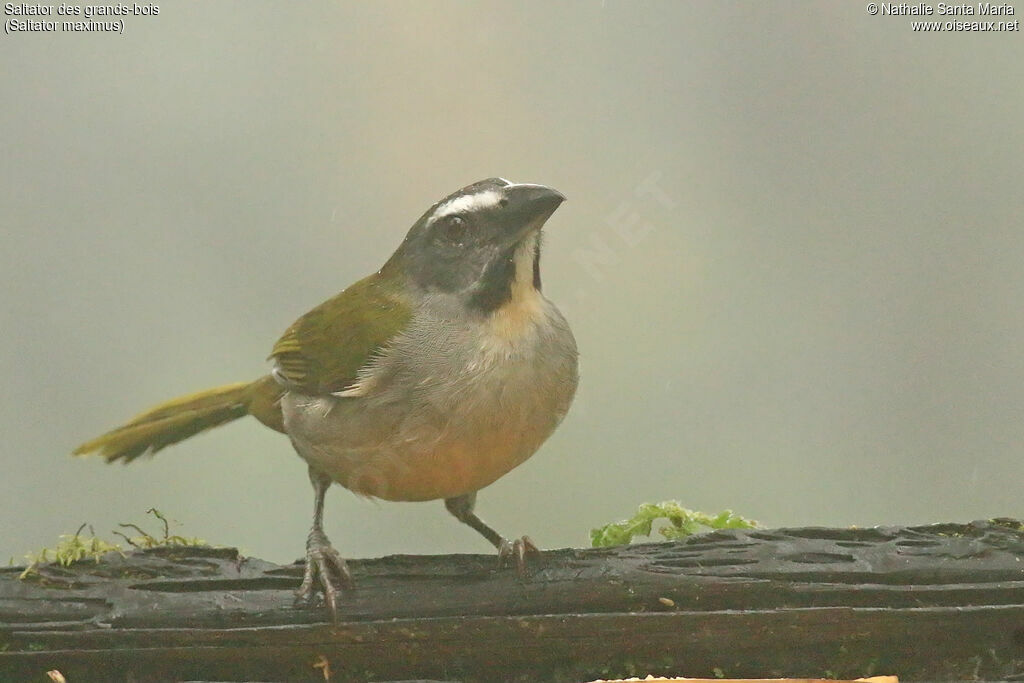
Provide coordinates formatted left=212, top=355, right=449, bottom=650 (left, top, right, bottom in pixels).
left=1, top=519, right=1022, bottom=681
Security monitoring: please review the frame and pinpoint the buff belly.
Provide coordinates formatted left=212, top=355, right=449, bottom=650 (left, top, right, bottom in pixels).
left=282, top=378, right=570, bottom=501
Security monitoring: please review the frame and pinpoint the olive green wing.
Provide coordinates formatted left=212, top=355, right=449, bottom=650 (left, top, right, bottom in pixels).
left=270, top=273, right=412, bottom=395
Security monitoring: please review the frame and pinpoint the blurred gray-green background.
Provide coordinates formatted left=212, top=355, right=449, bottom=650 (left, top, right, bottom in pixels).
left=2, top=2, right=1022, bottom=565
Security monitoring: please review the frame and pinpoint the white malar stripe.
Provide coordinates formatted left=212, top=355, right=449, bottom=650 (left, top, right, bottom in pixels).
left=431, top=190, right=501, bottom=222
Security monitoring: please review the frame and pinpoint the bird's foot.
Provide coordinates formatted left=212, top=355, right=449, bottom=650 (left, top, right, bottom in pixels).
left=497, top=535, right=540, bottom=576
left=295, top=529, right=353, bottom=618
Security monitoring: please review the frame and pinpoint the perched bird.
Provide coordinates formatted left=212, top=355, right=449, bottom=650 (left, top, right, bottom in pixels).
left=75, top=177, right=579, bottom=614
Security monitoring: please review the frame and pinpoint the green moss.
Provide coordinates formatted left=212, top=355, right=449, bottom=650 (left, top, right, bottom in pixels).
left=112, top=508, right=206, bottom=550
left=591, top=501, right=758, bottom=547
left=19, top=508, right=205, bottom=579
left=990, top=517, right=1024, bottom=532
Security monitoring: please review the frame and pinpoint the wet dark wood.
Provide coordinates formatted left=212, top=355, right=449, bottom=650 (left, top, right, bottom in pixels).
left=2, top=519, right=1022, bottom=681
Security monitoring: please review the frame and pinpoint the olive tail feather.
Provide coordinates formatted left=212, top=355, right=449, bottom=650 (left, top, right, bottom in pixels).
left=73, top=375, right=284, bottom=463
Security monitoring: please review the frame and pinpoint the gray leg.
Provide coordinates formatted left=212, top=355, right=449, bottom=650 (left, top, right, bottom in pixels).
left=296, top=466, right=352, bottom=617
left=445, top=493, right=538, bottom=574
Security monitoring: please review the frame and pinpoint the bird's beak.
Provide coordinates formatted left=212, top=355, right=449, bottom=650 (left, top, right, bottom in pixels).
left=501, top=183, right=566, bottom=240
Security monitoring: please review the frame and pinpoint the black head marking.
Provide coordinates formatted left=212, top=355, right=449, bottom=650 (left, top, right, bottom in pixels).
left=386, top=178, right=563, bottom=309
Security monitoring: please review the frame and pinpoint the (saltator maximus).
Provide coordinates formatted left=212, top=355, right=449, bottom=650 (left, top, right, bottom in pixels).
left=75, top=177, right=579, bottom=614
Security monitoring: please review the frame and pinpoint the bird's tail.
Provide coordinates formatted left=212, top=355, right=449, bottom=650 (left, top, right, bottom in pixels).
left=73, top=375, right=285, bottom=463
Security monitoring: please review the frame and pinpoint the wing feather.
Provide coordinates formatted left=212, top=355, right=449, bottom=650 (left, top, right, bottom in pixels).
left=269, top=273, right=411, bottom=395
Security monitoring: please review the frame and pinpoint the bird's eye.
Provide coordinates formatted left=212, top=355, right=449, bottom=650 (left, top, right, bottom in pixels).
left=443, top=215, right=468, bottom=244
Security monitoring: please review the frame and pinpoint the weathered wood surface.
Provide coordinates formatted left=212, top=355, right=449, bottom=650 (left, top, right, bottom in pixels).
left=2, top=519, right=1022, bottom=682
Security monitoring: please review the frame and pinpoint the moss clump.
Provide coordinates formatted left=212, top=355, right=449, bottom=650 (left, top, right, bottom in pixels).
left=20, top=508, right=205, bottom=579
left=591, top=501, right=757, bottom=547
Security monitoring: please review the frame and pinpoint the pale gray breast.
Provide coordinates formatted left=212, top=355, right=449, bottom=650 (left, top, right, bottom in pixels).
left=377, top=296, right=578, bottom=430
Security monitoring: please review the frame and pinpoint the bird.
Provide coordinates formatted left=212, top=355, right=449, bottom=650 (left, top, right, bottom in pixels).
left=74, top=177, right=579, bottom=615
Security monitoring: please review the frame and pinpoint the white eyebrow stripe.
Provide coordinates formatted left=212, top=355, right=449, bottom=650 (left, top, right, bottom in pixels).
left=431, top=189, right=501, bottom=222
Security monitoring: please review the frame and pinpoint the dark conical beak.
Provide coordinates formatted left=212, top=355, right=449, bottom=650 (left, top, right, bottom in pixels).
left=502, top=183, right=565, bottom=237
left=506, top=183, right=565, bottom=212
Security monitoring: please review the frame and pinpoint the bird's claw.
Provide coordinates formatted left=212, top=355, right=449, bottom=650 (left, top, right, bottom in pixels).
left=295, top=531, right=353, bottom=619
left=497, top=535, right=539, bottom=576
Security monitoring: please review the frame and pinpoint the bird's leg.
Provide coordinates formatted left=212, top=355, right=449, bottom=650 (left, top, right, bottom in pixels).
left=444, top=493, right=538, bottom=575
left=296, top=466, right=352, bottom=617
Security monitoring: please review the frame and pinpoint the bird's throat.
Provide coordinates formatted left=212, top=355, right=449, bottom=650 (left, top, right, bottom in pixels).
left=468, top=232, right=541, bottom=314
left=469, top=232, right=546, bottom=343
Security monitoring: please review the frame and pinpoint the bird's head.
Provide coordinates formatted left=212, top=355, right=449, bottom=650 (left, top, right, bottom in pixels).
left=386, top=177, right=565, bottom=312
